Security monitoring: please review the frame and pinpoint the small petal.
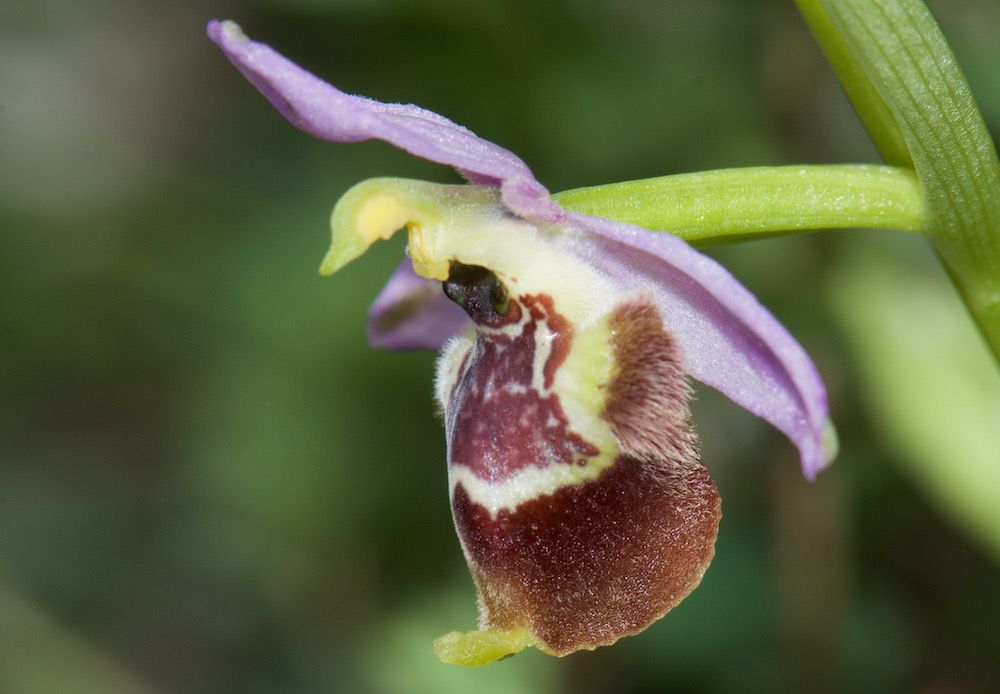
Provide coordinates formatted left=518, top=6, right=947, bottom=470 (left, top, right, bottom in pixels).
left=562, top=210, right=832, bottom=478
left=368, top=260, right=469, bottom=351
left=207, top=20, right=534, bottom=186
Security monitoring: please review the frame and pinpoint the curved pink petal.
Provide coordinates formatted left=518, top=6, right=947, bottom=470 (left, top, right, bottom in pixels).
left=207, top=20, right=534, bottom=186
left=561, top=211, right=830, bottom=479
left=368, top=260, right=470, bottom=351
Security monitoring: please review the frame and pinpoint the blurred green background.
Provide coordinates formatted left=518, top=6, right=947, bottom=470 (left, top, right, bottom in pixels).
left=2, top=0, right=999, bottom=692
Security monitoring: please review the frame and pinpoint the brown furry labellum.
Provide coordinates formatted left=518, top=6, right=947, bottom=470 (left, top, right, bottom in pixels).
left=438, top=268, right=721, bottom=662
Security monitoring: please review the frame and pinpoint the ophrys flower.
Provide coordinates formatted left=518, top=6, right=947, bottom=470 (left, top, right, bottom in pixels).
left=208, top=19, right=835, bottom=666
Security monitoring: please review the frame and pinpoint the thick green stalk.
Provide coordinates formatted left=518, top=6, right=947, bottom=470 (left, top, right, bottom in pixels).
left=554, top=164, right=924, bottom=246
left=800, top=0, right=1000, bottom=361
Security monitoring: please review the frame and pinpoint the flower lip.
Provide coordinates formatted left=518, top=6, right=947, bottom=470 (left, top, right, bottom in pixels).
left=441, top=291, right=718, bottom=658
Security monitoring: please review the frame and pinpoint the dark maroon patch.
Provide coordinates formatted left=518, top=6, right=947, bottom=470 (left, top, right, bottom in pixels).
left=452, top=298, right=720, bottom=655
left=453, top=455, right=719, bottom=654
left=446, top=293, right=597, bottom=482
left=522, top=294, right=571, bottom=390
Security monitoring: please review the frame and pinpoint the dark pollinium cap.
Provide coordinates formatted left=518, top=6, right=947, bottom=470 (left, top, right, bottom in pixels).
left=442, top=262, right=512, bottom=327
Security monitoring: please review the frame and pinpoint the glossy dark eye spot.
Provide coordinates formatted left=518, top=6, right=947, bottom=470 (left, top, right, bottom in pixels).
left=443, top=262, right=519, bottom=327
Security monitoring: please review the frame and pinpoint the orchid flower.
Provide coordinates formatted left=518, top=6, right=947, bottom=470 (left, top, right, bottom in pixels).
left=208, top=19, right=835, bottom=666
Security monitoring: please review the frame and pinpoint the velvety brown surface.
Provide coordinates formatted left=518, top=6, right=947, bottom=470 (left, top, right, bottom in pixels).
left=453, top=455, right=719, bottom=654
left=452, top=298, right=721, bottom=654
left=603, top=300, right=699, bottom=466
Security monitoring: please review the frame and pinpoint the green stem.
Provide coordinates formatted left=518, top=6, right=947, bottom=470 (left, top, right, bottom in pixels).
left=802, top=0, right=1000, bottom=362
left=554, top=164, right=924, bottom=246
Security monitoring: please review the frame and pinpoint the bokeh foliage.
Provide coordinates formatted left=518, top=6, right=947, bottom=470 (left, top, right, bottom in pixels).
left=2, top=0, right=999, bottom=692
